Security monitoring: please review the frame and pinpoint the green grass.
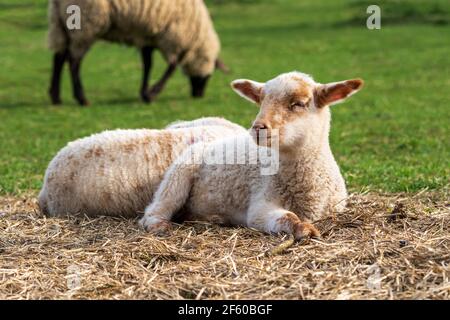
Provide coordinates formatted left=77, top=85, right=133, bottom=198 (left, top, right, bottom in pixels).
left=0, top=0, right=449, bottom=194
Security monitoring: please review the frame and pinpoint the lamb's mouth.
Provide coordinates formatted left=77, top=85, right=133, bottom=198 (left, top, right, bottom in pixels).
left=252, top=134, right=276, bottom=147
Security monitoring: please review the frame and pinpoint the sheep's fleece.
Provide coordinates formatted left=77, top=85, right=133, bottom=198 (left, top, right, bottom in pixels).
left=48, top=0, right=221, bottom=76
left=38, top=118, right=246, bottom=217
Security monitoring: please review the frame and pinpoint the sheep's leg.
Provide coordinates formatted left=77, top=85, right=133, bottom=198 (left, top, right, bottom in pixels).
left=147, top=61, right=177, bottom=102
left=139, top=161, right=197, bottom=235
left=247, top=203, right=320, bottom=241
left=49, top=50, right=68, bottom=105
left=140, top=46, right=155, bottom=103
left=68, top=52, right=89, bottom=106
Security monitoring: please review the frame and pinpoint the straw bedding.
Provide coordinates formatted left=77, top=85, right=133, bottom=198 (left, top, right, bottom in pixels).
left=0, top=191, right=448, bottom=299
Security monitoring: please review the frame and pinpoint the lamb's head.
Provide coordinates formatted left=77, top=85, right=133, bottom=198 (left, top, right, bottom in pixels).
left=231, top=72, right=363, bottom=152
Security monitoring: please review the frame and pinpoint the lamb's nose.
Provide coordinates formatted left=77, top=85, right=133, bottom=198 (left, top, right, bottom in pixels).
left=252, top=123, right=268, bottom=134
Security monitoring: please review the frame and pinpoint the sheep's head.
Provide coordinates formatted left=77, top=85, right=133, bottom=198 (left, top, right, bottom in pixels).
left=182, top=27, right=229, bottom=98
left=231, top=72, right=363, bottom=152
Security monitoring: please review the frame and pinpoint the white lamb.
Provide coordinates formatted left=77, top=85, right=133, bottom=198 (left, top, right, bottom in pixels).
left=38, top=117, right=246, bottom=217
left=139, top=72, right=364, bottom=240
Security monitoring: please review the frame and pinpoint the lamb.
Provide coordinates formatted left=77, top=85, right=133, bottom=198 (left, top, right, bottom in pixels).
left=48, top=0, right=228, bottom=106
left=38, top=117, right=246, bottom=217
left=139, top=72, right=364, bottom=240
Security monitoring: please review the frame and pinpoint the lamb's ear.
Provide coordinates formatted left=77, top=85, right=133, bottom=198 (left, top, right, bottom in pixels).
left=315, top=79, right=364, bottom=107
left=231, top=79, right=264, bottom=104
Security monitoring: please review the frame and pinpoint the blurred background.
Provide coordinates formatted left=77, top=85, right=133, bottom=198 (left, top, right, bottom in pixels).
left=0, top=0, right=449, bottom=194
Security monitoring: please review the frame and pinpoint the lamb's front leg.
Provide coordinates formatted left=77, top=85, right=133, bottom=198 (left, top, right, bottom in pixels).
left=139, top=162, right=197, bottom=235
left=247, top=203, right=320, bottom=241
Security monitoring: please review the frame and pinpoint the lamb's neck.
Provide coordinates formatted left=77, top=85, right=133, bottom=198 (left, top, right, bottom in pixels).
left=284, top=138, right=331, bottom=163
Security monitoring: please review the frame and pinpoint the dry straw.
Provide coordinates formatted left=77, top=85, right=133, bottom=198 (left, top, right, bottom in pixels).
left=0, top=190, right=448, bottom=299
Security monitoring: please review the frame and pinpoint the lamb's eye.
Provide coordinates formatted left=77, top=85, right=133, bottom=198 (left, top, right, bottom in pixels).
left=290, top=101, right=305, bottom=110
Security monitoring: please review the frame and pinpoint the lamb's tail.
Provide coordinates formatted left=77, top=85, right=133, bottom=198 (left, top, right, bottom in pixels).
left=48, top=0, right=68, bottom=53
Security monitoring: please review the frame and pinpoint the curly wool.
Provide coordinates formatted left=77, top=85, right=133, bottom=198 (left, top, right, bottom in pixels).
left=38, top=118, right=246, bottom=217
left=48, top=0, right=221, bottom=76
left=145, top=131, right=346, bottom=225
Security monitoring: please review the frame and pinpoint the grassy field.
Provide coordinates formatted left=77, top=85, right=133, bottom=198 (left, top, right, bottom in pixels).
left=0, top=0, right=448, bottom=195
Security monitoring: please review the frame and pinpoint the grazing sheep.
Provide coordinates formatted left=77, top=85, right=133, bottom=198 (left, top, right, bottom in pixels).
left=48, top=0, right=228, bottom=106
left=139, top=72, right=364, bottom=240
left=38, top=117, right=246, bottom=217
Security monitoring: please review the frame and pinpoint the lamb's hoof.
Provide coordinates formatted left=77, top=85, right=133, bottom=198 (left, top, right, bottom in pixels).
left=146, top=221, right=172, bottom=236
left=294, top=222, right=320, bottom=241
left=139, top=216, right=172, bottom=236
